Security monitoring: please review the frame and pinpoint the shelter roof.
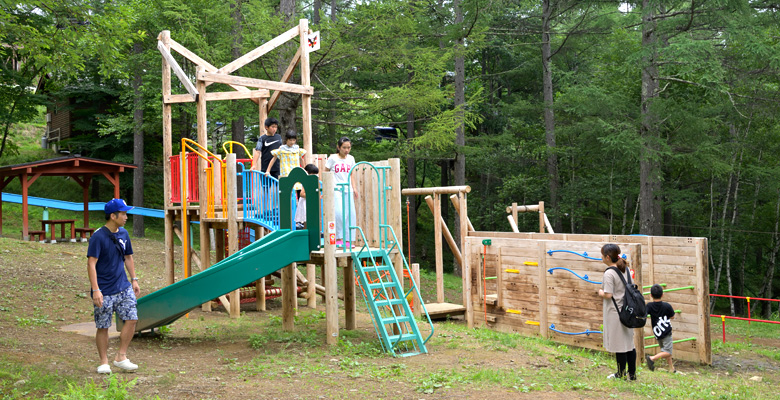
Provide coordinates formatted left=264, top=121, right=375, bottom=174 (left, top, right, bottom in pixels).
left=0, top=156, right=136, bottom=177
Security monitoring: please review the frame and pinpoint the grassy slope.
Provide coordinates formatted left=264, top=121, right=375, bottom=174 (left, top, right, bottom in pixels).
left=0, top=234, right=778, bottom=399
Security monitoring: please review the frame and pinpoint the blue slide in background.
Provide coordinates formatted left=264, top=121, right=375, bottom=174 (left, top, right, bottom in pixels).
left=2, top=192, right=164, bottom=218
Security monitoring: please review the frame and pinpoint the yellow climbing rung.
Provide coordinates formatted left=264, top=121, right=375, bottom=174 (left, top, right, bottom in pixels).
left=506, top=309, right=522, bottom=315
left=505, top=269, right=520, bottom=273
left=525, top=320, right=540, bottom=326
left=524, top=261, right=538, bottom=266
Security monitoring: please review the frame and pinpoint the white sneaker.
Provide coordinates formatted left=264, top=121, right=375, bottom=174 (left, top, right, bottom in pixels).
left=97, top=364, right=112, bottom=374
left=112, top=359, right=138, bottom=372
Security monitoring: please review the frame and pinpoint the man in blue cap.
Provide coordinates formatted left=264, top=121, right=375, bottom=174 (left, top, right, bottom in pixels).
left=87, top=198, right=140, bottom=374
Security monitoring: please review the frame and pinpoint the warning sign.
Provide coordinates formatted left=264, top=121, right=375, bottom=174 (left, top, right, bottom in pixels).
left=327, top=221, right=335, bottom=233
left=329, top=233, right=336, bottom=245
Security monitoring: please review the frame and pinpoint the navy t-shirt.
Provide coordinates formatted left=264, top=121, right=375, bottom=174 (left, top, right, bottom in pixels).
left=256, top=134, right=282, bottom=174
left=87, top=226, right=134, bottom=296
left=646, top=300, right=675, bottom=339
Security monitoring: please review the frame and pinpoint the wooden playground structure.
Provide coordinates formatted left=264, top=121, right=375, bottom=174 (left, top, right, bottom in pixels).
left=156, top=19, right=711, bottom=362
left=409, top=194, right=712, bottom=365
left=157, top=20, right=431, bottom=355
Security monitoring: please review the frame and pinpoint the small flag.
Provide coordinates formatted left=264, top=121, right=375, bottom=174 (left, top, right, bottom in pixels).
left=307, top=31, right=320, bottom=52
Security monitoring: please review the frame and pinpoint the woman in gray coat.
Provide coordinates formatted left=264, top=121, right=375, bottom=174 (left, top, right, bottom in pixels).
left=597, top=243, right=636, bottom=380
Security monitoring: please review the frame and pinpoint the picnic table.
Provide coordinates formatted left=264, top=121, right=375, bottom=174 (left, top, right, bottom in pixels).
left=41, top=219, right=76, bottom=243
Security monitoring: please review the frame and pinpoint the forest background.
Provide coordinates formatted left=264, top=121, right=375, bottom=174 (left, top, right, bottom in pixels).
left=1, top=0, right=779, bottom=319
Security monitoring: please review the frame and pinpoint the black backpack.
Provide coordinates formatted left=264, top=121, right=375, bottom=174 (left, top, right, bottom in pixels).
left=607, top=267, right=647, bottom=328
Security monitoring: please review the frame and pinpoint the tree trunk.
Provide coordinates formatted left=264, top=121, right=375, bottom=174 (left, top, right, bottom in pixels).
left=639, top=0, right=662, bottom=236
left=541, top=0, right=561, bottom=233
left=313, top=0, right=321, bottom=25
left=230, top=0, right=246, bottom=158
left=451, top=0, right=465, bottom=277
left=406, top=110, right=417, bottom=264
left=277, top=0, right=298, bottom=137
left=132, top=42, right=145, bottom=237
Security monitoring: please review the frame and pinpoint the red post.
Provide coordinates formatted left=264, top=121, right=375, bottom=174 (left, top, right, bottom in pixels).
left=721, top=315, right=726, bottom=344
left=746, top=297, right=751, bottom=326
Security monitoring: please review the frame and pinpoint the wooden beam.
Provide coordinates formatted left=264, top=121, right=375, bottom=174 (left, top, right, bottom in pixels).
left=401, top=186, right=471, bottom=196
left=424, top=195, right=463, bottom=267
left=166, top=90, right=270, bottom=103
left=267, top=47, right=301, bottom=112
left=167, top=38, right=261, bottom=104
left=156, top=41, right=198, bottom=100
left=507, top=215, right=520, bottom=233
left=629, top=244, right=644, bottom=367
left=198, top=72, right=313, bottom=95
left=226, top=155, right=240, bottom=319
left=323, top=172, right=339, bottom=345
left=433, top=193, right=444, bottom=303
left=449, top=194, right=475, bottom=232
left=299, top=20, right=313, bottom=164
left=459, top=192, right=472, bottom=328
left=218, top=25, right=300, bottom=75
left=538, top=241, right=549, bottom=338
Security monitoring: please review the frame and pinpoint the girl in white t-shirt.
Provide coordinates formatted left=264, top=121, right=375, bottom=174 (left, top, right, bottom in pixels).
left=324, top=137, right=358, bottom=242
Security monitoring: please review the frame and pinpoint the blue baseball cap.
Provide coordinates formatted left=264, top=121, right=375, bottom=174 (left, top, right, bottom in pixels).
left=105, top=198, right=134, bottom=215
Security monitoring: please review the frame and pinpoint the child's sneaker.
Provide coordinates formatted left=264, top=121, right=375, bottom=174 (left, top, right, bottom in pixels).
left=606, top=372, right=623, bottom=380
left=645, top=354, right=655, bottom=371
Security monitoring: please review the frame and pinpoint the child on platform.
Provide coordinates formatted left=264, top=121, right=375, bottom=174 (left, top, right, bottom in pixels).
left=265, top=131, right=307, bottom=180
left=645, top=284, right=676, bottom=373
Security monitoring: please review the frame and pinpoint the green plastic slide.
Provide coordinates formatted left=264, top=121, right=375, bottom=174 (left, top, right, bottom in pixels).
left=129, top=229, right=310, bottom=332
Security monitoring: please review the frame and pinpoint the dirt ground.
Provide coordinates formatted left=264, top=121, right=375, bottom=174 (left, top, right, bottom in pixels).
left=1, top=236, right=778, bottom=399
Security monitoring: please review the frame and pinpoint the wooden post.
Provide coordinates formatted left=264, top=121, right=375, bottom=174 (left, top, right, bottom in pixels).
left=449, top=194, right=475, bottom=232
left=538, top=201, right=545, bottom=233
left=424, top=196, right=463, bottom=267
left=496, top=249, right=504, bottom=309
left=81, top=176, right=91, bottom=228
left=411, top=263, right=421, bottom=318
left=538, top=241, right=549, bottom=338
left=323, top=172, right=338, bottom=344
left=20, top=173, right=29, bottom=240
left=628, top=244, right=644, bottom=366
left=164, top=211, right=175, bottom=284
left=161, top=30, right=172, bottom=210
left=433, top=193, right=444, bottom=303
left=344, top=258, right=356, bottom=330
left=646, top=236, right=655, bottom=288
left=306, top=263, right=316, bottom=308
left=299, top=19, right=312, bottom=164
left=226, top=154, right=241, bottom=318
left=282, top=262, right=297, bottom=330
left=460, top=192, right=472, bottom=328
left=696, top=238, right=712, bottom=364
left=511, top=202, right=519, bottom=227
left=507, top=215, right=520, bottom=233
left=389, top=159, right=404, bottom=290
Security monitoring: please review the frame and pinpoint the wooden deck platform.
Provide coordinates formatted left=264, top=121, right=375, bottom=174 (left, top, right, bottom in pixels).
left=424, top=302, right=466, bottom=319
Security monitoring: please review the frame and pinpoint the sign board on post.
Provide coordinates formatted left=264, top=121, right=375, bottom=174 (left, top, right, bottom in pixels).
left=307, top=31, right=320, bottom=52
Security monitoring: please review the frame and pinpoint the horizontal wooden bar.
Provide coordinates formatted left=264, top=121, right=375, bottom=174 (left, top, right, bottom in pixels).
left=198, top=72, right=313, bottom=95
left=401, top=185, right=471, bottom=196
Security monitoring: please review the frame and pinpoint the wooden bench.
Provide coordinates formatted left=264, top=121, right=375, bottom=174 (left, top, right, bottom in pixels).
left=25, top=230, right=46, bottom=242
left=75, top=227, right=95, bottom=242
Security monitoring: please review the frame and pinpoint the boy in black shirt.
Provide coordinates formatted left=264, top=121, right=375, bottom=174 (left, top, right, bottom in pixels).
left=253, top=117, right=281, bottom=178
left=645, top=284, right=676, bottom=373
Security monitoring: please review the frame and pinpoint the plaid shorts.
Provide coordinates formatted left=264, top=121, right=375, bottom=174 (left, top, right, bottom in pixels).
left=94, top=285, right=137, bottom=329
